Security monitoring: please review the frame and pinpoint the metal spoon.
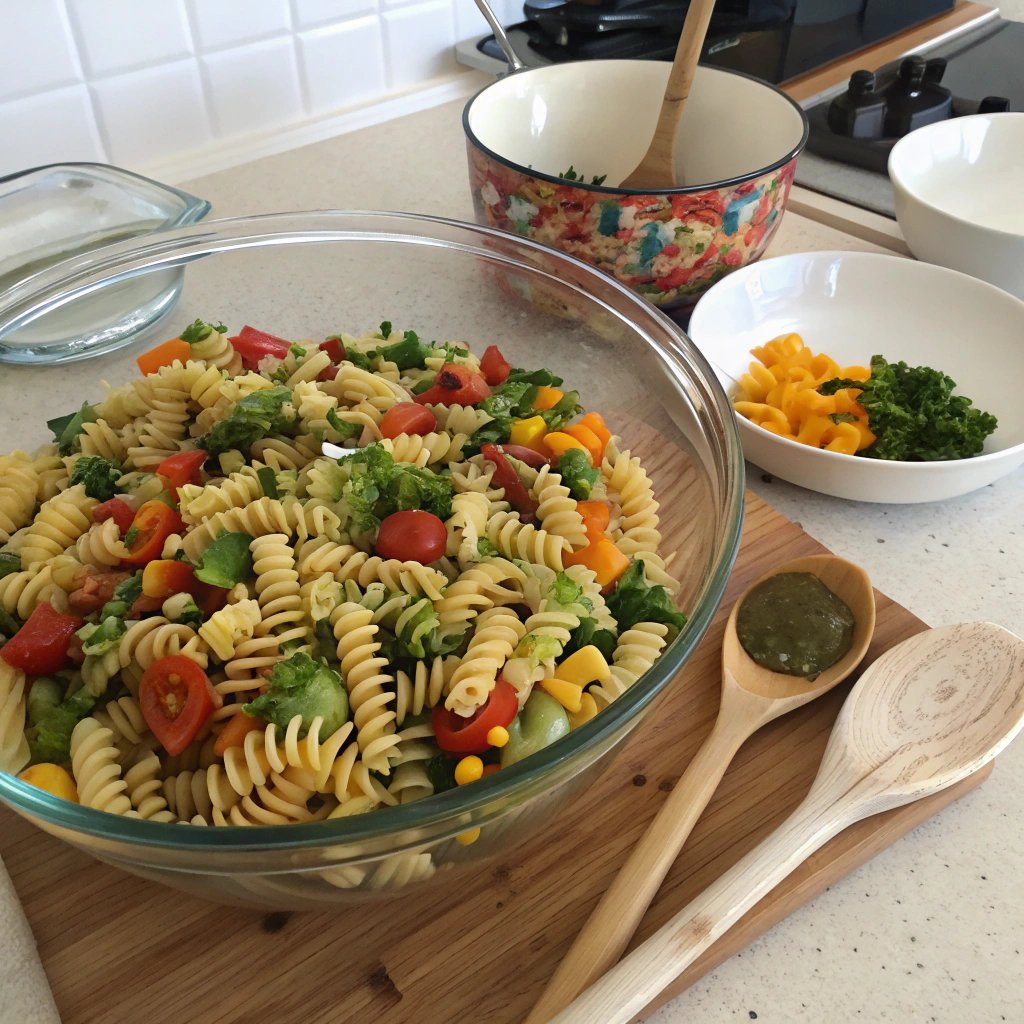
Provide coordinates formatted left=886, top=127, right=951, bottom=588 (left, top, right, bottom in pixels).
left=526, top=555, right=875, bottom=1024
left=472, top=0, right=526, bottom=74
left=548, top=620, right=1024, bottom=1024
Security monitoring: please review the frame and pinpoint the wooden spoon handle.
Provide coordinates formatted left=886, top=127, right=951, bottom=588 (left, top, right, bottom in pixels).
left=525, top=716, right=747, bottom=1024
left=547, top=795, right=847, bottom=1024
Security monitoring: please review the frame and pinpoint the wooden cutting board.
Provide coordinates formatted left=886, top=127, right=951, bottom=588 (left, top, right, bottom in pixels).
left=0, top=491, right=989, bottom=1024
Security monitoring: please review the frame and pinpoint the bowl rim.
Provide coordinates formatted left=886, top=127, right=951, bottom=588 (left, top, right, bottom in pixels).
left=462, top=60, right=810, bottom=197
left=689, top=248, right=1024, bottom=469
left=888, top=112, right=1024, bottom=242
left=0, top=209, right=746, bottom=853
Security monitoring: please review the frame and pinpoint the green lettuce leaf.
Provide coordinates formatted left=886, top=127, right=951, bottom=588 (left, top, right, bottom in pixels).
left=558, top=448, right=599, bottom=501
left=606, top=561, right=686, bottom=636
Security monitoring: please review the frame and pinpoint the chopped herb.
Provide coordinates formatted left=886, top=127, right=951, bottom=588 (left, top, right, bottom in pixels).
left=179, top=319, right=227, bottom=345
left=379, top=320, right=392, bottom=339
left=123, top=526, right=140, bottom=548
left=558, top=166, right=607, bottom=186
left=198, top=385, right=294, bottom=456
left=558, top=448, right=599, bottom=500
left=256, top=466, right=278, bottom=500
left=477, top=537, right=499, bottom=557
left=829, top=412, right=858, bottom=425
left=819, top=355, right=998, bottom=461
left=375, top=329, right=434, bottom=371
left=326, top=406, right=359, bottom=440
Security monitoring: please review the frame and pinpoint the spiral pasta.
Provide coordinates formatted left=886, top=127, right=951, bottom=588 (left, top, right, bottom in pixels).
left=485, top=510, right=569, bottom=571
left=0, top=452, right=39, bottom=543
left=0, top=321, right=684, bottom=841
left=331, top=602, right=398, bottom=773
left=18, top=484, right=96, bottom=569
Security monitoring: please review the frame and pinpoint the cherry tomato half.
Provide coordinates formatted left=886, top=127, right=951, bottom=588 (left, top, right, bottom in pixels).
left=92, top=497, right=134, bottom=534
left=375, top=510, right=447, bottom=564
left=0, top=602, right=84, bottom=675
left=139, top=655, right=216, bottom=756
left=122, top=500, right=184, bottom=568
left=380, top=403, right=438, bottom=439
left=481, top=443, right=539, bottom=521
left=228, top=325, right=291, bottom=371
left=432, top=680, right=519, bottom=754
left=156, top=450, right=208, bottom=491
left=413, top=363, right=491, bottom=407
left=480, top=345, right=511, bottom=386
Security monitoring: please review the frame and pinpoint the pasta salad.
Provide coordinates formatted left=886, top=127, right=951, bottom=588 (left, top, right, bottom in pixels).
left=0, top=319, right=683, bottom=831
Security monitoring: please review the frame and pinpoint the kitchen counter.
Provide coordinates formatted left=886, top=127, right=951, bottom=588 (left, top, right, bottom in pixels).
left=5, top=91, right=1022, bottom=1024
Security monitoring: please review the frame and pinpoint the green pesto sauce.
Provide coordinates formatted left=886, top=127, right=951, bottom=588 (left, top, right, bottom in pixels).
left=736, top=571, right=855, bottom=678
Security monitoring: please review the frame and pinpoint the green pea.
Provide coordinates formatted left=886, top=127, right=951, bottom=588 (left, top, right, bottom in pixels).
left=27, top=677, right=63, bottom=727
left=500, top=690, right=570, bottom=768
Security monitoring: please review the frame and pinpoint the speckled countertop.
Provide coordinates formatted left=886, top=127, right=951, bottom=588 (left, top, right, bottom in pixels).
left=6, top=87, right=1023, bottom=1024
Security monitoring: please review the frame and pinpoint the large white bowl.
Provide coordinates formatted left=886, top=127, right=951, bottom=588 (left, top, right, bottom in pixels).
left=889, top=113, right=1024, bottom=300
left=688, top=250, right=1024, bottom=503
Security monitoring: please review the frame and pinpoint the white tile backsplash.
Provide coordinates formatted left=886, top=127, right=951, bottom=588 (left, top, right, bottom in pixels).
left=188, top=0, right=293, bottom=51
left=0, top=0, right=503, bottom=174
left=0, top=86, right=103, bottom=177
left=0, top=0, right=81, bottom=102
left=299, top=18, right=387, bottom=114
left=68, top=0, right=193, bottom=77
left=383, top=1, right=456, bottom=89
left=91, top=60, right=212, bottom=166
left=291, top=0, right=378, bottom=30
left=202, top=37, right=304, bottom=138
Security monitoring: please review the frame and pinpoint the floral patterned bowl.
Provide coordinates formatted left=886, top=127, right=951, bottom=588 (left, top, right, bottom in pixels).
left=464, top=61, right=808, bottom=311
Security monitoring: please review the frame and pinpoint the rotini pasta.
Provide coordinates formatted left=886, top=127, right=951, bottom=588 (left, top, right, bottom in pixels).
left=1, top=322, right=683, bottom=844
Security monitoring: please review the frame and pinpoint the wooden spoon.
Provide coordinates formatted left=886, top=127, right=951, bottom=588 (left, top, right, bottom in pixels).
left=619, top=0, right=718, bottom=190
left=525, top=555, right=875, bottom=1024
left=547, top=620, right=1024, bottom=1024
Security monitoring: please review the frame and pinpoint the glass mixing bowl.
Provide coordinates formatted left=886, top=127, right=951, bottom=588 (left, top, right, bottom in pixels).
left=0, top=212, right=744, bottom=909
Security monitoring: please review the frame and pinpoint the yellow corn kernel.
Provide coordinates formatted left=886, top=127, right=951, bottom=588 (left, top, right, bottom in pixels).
left=454, top=755, right=484, bottom=786
left=567, top=692, right=599, bottom=730
left=456, top=828, right=481, bottom=846
left=509, top=415, right=548, bottom=453
left=540, top=676, right=583, bottom=713
left=555, top=645, right=611, bottom=687
left=18, top=763, right=78, bottom=803
left=486, top=725, right=509, bottom=748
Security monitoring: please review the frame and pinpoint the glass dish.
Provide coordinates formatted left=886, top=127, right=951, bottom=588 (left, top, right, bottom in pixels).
left=0, top=163, right=210, bottom=365
left=0, top=211, right=744, bottom=909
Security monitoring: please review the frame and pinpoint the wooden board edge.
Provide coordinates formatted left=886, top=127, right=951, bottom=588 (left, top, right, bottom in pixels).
left=781, top=2, right=998, bottom=105
left=787, top=186, right=912, bottom=256
left=628, top=760, right=994, bottom=1022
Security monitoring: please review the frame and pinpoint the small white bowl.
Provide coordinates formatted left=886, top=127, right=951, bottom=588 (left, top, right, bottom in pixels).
left=889, top=113, right=1024, bottom=300
left=687, top=251, right=1024, bottom=503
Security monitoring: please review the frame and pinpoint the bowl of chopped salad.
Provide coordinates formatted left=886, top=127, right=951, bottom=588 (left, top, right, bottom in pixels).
left=0, top=211, right=743, bottom=907
left=464, top=60, right=808, bottom=311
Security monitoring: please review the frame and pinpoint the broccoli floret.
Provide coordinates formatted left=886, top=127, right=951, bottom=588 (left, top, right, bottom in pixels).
left=198, top=386, right=295, bottom=456
left=28, top=688, right=97, bottom=766
left=70, top=456, right=123, bottom=501
left=558, top=448, right=599, bottom=501
left=243, top=651, right=349, bottom=738
left=511, top=632, right=564, bottom=672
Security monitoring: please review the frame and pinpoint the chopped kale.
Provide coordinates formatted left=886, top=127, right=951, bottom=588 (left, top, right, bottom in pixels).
left=819, top=355, right=998, bottom=461
left=198, top=386, right=294, bottom=456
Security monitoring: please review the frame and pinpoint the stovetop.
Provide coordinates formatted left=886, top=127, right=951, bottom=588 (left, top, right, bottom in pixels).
left=794, top=16, right=1023, bottom=218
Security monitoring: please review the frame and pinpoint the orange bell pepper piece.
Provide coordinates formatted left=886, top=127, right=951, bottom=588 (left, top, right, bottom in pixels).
left=562, top=423, right=603, bottom=465
left=575, top=500, right=610, bottom=533
left=544, top=431, right=589, bottom=460
left=564, top=539, right=630, bottom=589
left=577, top=412, right=611, bottom=460
left=532, top=385, right=564, bottom=411
left=213, top=712, right=266, bottom=757
left=137, top=337, right=191, bottom=376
